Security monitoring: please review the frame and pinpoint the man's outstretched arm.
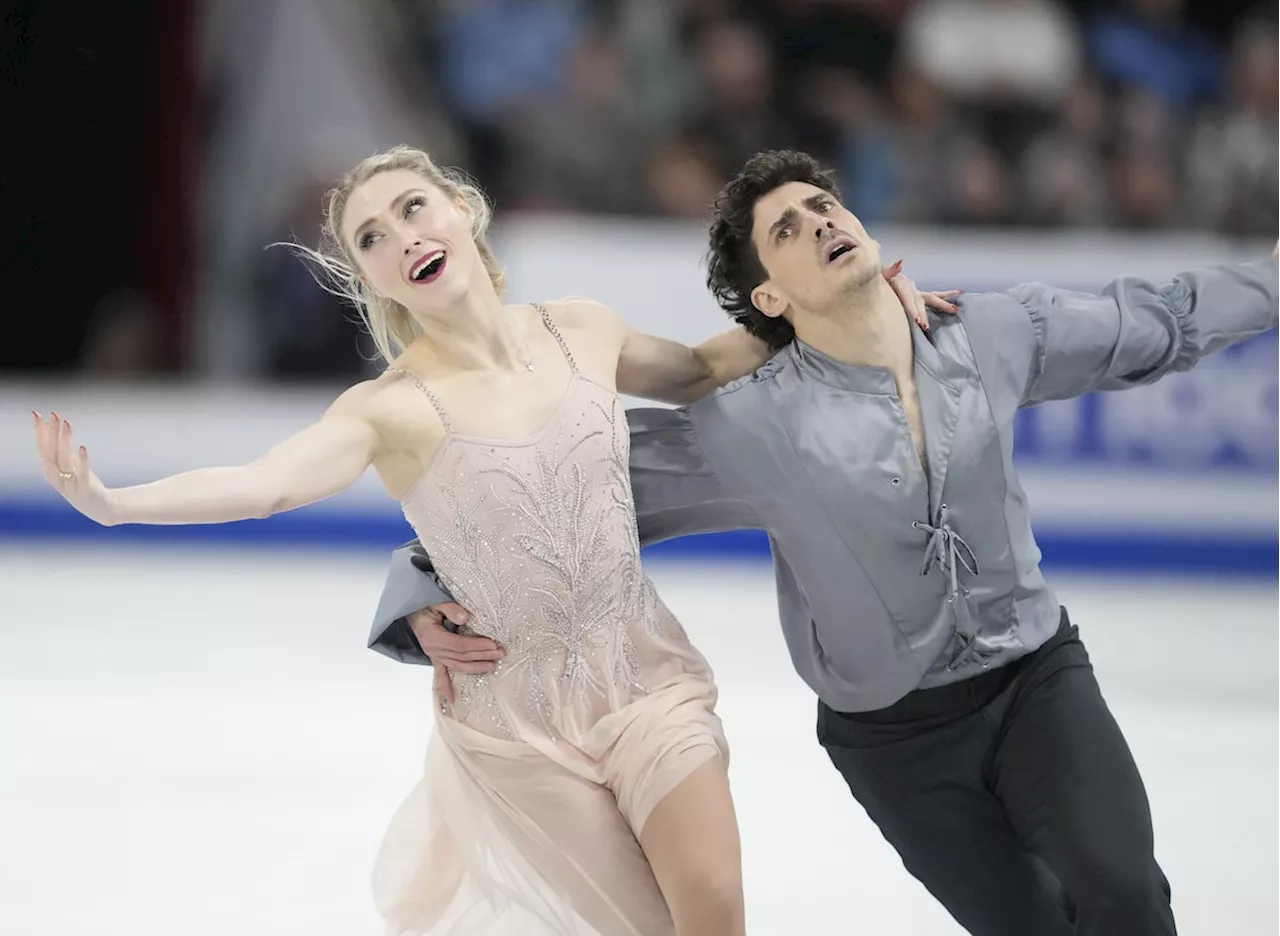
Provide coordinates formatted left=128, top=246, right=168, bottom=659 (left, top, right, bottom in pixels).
left=996, top=254, right=1278, bottom=406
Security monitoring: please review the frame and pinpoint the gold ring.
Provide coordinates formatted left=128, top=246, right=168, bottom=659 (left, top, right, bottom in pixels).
left=58, top=468, right=75, bottom=481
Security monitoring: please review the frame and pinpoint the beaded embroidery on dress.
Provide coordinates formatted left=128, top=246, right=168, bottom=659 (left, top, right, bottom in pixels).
left=373, top=306, right=727, bottom=936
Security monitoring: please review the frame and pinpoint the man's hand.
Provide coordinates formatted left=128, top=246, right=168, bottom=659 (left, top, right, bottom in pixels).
left=408, top=602, right=505, bottom=705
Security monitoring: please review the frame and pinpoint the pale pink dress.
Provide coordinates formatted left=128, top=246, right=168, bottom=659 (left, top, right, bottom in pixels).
left=372, top=307, right=728, bottom=935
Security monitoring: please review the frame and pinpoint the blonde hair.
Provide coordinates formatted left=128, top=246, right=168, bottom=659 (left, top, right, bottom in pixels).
left=290, top=145, right=507, bottom=366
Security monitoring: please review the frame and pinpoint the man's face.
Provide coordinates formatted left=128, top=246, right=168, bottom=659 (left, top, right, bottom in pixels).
left=748, top=181, right=883, bottom=322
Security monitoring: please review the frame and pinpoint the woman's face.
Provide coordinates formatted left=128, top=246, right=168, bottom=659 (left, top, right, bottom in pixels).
left=340, top=169, right=476, bottom=312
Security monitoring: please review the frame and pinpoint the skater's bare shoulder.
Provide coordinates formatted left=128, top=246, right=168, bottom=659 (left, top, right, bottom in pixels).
left=321, top=376, right=406, bottom=435
left=535, top=297, right=630, bottom=383
left=541, top=296, right=628, bottom=347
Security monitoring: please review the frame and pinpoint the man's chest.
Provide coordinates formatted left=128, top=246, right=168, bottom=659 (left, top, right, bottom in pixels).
left=714, top=371, right=1007, bottom=528
left=896, top=376, right=929, bottom=473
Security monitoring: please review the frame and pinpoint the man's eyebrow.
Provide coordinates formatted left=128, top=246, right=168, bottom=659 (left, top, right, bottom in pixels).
left=768, top=206, right=797, bottom=242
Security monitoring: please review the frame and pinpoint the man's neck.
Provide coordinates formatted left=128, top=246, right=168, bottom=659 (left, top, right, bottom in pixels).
left=793, top=277, right=915, bottom=378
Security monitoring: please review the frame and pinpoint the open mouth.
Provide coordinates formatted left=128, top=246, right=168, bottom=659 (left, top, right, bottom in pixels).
left=409, top=250, right=446, bottom=284
left=824, top=238, right=856, bottom=264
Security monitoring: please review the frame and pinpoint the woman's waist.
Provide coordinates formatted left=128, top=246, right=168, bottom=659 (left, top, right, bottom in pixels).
left=431, top=559, right=651, bottom=621
left=459, top=603, right=677, bottom=649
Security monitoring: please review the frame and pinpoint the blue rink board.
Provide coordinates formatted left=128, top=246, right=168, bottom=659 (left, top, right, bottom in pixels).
left=1, top=500, right=1273, bottom=578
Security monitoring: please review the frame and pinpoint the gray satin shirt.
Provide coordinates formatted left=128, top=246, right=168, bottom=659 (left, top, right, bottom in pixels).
left=369, top=260, right=1278, bottom=712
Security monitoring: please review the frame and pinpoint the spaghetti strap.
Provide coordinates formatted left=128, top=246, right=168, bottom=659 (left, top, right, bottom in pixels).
left=533, top=301, right=579, bottom=373
left=387, top=367, right=454, bottom=433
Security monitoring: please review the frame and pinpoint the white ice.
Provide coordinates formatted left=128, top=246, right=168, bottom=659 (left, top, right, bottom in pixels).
left=0, top=545, right=1275, bottom=935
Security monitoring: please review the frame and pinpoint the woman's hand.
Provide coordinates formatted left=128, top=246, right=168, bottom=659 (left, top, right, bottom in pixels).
left=32, top=411, right=117, bottom=525
left=883, top=261, right=963, bottom=332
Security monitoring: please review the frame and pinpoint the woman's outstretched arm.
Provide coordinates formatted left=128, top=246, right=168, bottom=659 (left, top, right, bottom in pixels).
left=617, top=323, right=771, bottom=405
left=32, top=384, right=382, bottom=527
left=612, top=264, right=962, bottom=405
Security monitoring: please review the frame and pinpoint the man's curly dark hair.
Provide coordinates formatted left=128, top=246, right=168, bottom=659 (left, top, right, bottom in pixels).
left=705, top=150, right=841, bottom=350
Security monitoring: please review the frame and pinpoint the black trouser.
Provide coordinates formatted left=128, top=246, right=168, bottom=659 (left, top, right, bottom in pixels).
left=818, top=610, right=1175, bottom=936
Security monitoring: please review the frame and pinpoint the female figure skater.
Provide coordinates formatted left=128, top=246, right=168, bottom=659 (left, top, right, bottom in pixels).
left=32, top=145, right=955, bottom=935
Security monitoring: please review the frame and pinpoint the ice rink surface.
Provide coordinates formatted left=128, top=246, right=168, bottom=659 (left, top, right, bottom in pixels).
left=1, top=544, right=1275, bottom=935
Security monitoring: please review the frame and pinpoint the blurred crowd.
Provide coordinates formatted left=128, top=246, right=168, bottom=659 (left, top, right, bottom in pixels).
left=10, top=0, right=1272, bottom=380
left=240, top=0, right=1276, bottom=382
left=384, top=0, right=1276, bottom=234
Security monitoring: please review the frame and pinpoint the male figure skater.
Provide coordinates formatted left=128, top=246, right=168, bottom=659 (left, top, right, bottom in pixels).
left=369, top=150, right=1279, bottom=934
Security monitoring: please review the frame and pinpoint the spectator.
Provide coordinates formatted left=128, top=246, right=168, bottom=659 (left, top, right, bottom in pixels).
left=611, top=0, right=703, bottom=132
left=1110, top=145, right=1180, bottom=229
left=755, top=0, right=900, bottom=144
left=646, top=131, right=727, bottom=217
left=1184, top=24, right=1278, bottom=236
left=498, top=28, right=650, bottom=214
left=807, top=66, right=890, bottom=218
left=945, top=138, right=1016, bottom=225
left=1086, top=0, right=1223, bottom=112
left=436, top=0, right=586, bottom=126
left=825, top=62, right=974, bottom=225
left=902, top=0, right=1081, bottom=106
left=901, top=0, right=1082, bottom=158
left=1019, top=79, right=1112, bottom=226
left=687, top=18, right=794, bottom=171
left=404, top=0, right=1273, bottom=241
left=1112, top=84, right=1182, bottom=155
left=434, top=0, right=587, bottom=195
